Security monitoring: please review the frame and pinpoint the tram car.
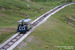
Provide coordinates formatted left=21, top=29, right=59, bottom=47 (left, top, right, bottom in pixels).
left=17, top=18, right=32, bottom=33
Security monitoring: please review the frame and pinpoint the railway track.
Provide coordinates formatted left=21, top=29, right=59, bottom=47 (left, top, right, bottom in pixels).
left=0, top=33, right=24, bottom=50
left=0, top=2, right=75, bottom=50
left=31, top=2, right=75, bottom=27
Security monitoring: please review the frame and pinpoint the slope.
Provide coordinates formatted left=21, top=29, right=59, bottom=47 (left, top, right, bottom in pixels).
left=0, top=0, right=63, bottom=44
left=14, top=4, right=75, bottom=50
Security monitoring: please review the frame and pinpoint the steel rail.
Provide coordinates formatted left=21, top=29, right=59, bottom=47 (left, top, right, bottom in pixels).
left=0, top=2, right=75, bottom=50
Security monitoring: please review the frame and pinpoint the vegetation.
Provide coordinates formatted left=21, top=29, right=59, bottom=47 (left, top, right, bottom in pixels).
left=64, top=0, right=73, bottom=2
left=31, top=0, right=60, bottom=2
left=0, top=31, right=16, bottom=44
left=14, top=4, right=75, bottom=50
left=0, top=0, right=63, bottom=44
left=0, top=0, right=62, bottom=28
left=31, top=0, right=73, bottom=3
left=0, top=0, right=75, bottom=50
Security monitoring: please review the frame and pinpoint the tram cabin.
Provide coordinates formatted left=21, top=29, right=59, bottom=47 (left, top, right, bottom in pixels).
left=17, top=18, right=32, bottom=33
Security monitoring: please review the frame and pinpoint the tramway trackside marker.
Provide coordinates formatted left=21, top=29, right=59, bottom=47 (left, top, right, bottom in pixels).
left=27, top=5, right=30, bottom=7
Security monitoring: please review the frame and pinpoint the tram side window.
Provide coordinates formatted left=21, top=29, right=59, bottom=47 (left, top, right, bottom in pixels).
left=24, top=23, right=28, bottom=25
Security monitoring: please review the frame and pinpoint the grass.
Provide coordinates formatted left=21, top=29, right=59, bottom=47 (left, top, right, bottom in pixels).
left=0, top=0, right=75, bottom=28
left=0, top=0, right=64, bottom=44
left=14, top=4, right=75, bottom=50
left=0, top=0, right=52, bottom=28
left=0, top=31, right=16, bottom=44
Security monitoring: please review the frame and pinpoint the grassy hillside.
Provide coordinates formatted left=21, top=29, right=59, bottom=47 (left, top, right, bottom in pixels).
left=0, top=0, right=64, bottom=28
left=14, top=4, right=75, bottom=50
left=0, top=0, right=64, bottom=44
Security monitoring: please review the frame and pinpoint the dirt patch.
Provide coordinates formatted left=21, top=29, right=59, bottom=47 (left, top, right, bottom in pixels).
left=52, top=18, right=59, bottom=21
left=26, top=14, right=30, bottom=17
left=17, top=41, right=28, bottom=50
left=67, top=16, right=75, bottom=21
left=39, top=8, right=44, bottom=12
left=0, top=28, right=14, bottom=32
left=22, top=13, right=30, bottom=17
left=0, top=28, right=15, bottom=34
left=62, top=15, right=75, bottom=26
left=15, top=36, right=44, bottom=50
left=26, top=0, right=30, bottom=2
left=64, top=20, right=75, bottom=26
left=26, top=36, right=42, bottom=43
left=1, top=8, right=6, bottom=11
left=67, top=22, right=75, bottom=26
left=16, top=41, right=32, bottom=50
left=0, top=13, right=2, bottom=16
left=18, top=9, right=21, bottom=11
left=26, top=36, right=44, bottom=47
left=0, top=32, right=2, bottom=34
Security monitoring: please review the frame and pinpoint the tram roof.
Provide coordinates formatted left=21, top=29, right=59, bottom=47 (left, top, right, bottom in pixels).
left=18, top=19, right=31, bottom=23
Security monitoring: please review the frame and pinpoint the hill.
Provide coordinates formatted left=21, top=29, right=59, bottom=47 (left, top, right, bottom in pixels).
left=0, top=0, right=75, bottom=49
left=14, top=4, right=75, bottom=50
left=0, top=0, right=63, bottom=44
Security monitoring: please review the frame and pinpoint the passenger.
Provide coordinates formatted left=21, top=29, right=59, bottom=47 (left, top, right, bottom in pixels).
left=25, top=25, right=27, bottom=30
left=21, top=23, right=23, bottom=26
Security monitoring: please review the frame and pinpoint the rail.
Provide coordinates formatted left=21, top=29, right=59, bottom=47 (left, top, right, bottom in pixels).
left=0, top=2, right=75, bottom=50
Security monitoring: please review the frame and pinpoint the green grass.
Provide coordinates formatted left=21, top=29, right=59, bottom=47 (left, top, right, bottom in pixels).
left=0, top=0, right=75, bottom=28
left=0, top=0, right=64, bottom=44
left=0, top=31, right=16, bottom=44
left=14, top=4, right=75, bottom=50
left=0, top=0, right=52, bottom=28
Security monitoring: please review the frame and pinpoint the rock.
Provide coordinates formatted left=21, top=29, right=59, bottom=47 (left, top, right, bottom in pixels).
left=2, top=8, right=6, bottom=10
left=26, top=0, right=30, bottom=2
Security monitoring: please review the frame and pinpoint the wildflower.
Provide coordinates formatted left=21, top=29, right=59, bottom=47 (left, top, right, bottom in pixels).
left=45, top=45, right=49, bottom=48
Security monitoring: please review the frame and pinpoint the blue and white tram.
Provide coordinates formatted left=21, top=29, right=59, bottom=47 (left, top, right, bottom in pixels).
left=17, top=18, right=32, bottom=33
